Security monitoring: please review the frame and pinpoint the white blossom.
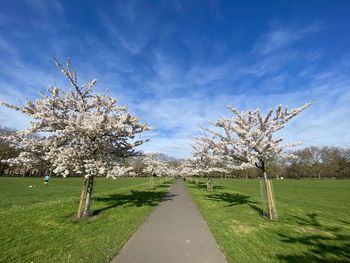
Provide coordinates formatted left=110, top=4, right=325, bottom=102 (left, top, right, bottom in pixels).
left=0, top=59, right=151, bottom=179
left=143, top=153, right=170, bottom=177
left=194, top=102, right=311, bottom=170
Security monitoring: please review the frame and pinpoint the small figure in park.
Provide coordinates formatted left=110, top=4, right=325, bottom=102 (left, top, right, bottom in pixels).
left=44, top=175, right=50, bottom=185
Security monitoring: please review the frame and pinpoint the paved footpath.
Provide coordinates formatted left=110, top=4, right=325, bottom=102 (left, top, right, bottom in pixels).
left=111, top=179, right=227, bottom=263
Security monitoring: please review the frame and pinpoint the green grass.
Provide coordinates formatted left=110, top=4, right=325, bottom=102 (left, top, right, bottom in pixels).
left=0, top=176, right=173, bottom=263
left=186, top=179, right=350, bottom=263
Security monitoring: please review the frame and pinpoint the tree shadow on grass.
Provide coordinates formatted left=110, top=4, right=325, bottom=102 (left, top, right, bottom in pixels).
left=339, top=219, right=350, bottom=225
left=277, top=213, right=350, bottom=262
left=154, top=181, right=174, bottom=189
left=93, top=190, right=175, bottom=216
left=187, top=181, right=225, bottom=190
left=207, top=192, right=263, bottom=215
left=154, top=184, right=170, bottom=189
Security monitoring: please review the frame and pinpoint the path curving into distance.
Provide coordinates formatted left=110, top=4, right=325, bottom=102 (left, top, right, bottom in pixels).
left=111, top=179, right=227, bottom=263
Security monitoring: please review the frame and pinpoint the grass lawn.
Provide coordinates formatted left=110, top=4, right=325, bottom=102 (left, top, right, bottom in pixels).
left=186, top=179, right=350, bottom=263
left=0, top=176, right=173, bottom=263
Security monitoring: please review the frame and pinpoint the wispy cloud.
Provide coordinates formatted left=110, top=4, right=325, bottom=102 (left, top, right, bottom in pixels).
left=96, top=1, right=155, bottom=55
left=254, top=24, right=319, bottom=54
left=0, top=37, right=18, bottom=58
left=0, top=2, right=349, bottom=158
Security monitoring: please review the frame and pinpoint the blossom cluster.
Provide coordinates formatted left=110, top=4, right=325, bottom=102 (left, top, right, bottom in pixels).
left=0, top=59, right=151, bottom=178
left=192, top=102, right=311, bottom=170
left=143, top=153, right=172, bottom=177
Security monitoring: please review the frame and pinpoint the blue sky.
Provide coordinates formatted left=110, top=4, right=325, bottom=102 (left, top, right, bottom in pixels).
left=0, top=0, right=350, bottom=158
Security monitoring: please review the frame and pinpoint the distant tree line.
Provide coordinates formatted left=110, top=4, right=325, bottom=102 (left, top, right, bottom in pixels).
left=183, top=146, right=350, bottom=180
left=215, top=146, right=350, bottom=179
left=1, top=127, right=349, bottom=179
left=280, top=146, right=350, bottom=179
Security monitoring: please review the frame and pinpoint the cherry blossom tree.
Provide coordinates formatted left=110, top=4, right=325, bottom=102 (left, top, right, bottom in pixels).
left=178, top=158, right=199, bottom=179
left=143, top=153, right=170, bottom=188
left=166, top=165, right=179, bottom=179
left=0, top=59, right=151, bottom=218
left=191, top=138, right=230, bottom=189
left=195, top=102, right=311, bottom=220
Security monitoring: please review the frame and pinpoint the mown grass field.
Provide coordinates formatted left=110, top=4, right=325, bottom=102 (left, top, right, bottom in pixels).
left=186, top=179, right=350, bottom=263
left=0, top=176, right=172, bottom=263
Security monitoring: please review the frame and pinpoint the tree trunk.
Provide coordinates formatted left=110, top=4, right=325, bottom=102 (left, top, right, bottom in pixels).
left=263, top=170, right=278, bottom=221
left=77, top=175, right=94, bottom=218
left=149, top=176, right=154, bottom=190
left=0, top=163, right=5, bottom=176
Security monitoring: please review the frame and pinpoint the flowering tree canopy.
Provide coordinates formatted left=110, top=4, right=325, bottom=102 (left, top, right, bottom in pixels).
left=143, top=153, right=169, bottom=177
left=178, top=158, right=200, bottom=178
left=194, top=102, right=312, bottom=170
left=1, top=59, right=151, bottom=179
left=191, top=139, right=229, bottom=175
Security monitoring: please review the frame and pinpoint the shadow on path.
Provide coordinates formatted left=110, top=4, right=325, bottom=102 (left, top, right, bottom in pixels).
left=93, top=190, right=174, bottom=216
left=206, top=192, right=264, bottom=215
left=277, top=213, right=350, bottom=262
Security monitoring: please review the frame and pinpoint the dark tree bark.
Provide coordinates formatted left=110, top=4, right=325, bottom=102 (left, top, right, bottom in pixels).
left=0, top=163, right=6, bottom=176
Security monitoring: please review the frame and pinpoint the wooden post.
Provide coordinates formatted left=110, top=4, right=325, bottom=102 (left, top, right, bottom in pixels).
left=149, top=176, right=154, bottom=190
left=206, top=177, right=213, bottom=191
left=263, top=170, right=277, bottom=220
left=77, top=175, right=94, bottom=218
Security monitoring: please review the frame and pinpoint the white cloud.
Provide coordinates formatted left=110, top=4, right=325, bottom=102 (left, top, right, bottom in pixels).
left=254, top=25, right=319, bottom=54
left=131, top=67, right=350, bottom=158
left=97, top=2, right=154, bottom=55
left=0, top=17, right=349, bottom=159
